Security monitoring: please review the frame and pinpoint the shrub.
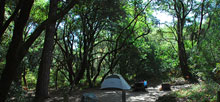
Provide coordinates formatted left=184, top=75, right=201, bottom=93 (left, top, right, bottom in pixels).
left=172, top=79, right=220, bottom=102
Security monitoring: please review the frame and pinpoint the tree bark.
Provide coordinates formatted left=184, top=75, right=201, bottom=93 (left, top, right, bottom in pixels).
left=35, top=0, right=58, bottom=100
left=0, top=0, right=34, bottom=101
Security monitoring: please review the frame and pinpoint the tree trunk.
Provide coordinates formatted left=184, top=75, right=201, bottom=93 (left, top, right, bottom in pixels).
left=177, top=39, right=191, bottom=78
left=14, top=65, right=23, bottom=86
left=0, top=0, right=78, bottom=101
left=0, top=0, right=34, bottom=101
left=67, top=59, right=74, bottom=85
left=35, top=0, right=57, bottom=100
left=0, top=0, right=5, bottom=28
left=74, top=51, right=88, bottom=85
left=173, top=0, right=198, bottom=83
left=74, top=29, right=90, bottom=85
left=217, top=91, right=220, bottom=102
left=176, top=19, right=198, bottom=83
left=55, top=69, right=59, bottom=90
left=0, top=0, right=22, bottom=42
left=86, top=65, right=93, bottom=87
left=22, top=67, right=28, bottom=87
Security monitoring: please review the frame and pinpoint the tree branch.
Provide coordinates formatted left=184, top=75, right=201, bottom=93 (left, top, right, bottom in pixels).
left=0, top=0, right=22, bottom=41
left=23, top=0, right=79, bottom=52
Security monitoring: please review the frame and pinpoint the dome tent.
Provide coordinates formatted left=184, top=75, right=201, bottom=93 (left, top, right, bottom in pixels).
left=101, top=74, right=131, bottom=90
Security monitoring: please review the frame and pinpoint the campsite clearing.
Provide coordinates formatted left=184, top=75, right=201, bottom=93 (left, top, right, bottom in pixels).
left=42, top=84, right=192, bottom=102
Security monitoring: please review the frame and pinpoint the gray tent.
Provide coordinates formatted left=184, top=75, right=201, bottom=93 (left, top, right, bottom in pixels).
left=101, top=74, right=131, bottom=90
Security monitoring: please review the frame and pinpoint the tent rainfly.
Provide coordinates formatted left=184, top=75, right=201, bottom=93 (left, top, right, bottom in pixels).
left=101, top=74, right=131, bottom=90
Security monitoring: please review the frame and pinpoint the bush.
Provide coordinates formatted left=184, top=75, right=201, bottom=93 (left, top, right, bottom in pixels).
left=6, top=82, right=29, bottom=102
left=172, top=79, right=220, bottom=102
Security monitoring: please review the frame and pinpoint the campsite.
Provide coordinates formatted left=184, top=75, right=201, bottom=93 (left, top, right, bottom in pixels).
left=0, top=0, right=220, bottom=102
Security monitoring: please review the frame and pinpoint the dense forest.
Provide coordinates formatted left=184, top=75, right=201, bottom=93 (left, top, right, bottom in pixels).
left=0, top=0, right=220, bottom=102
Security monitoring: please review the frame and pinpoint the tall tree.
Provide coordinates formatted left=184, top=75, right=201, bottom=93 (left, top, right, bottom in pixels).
left=155, top=0, right=199, bottom=82
left=0, top=0, right=34, bottom=101
left=0, top=0, right=79, bottom=101
left=35, top=0, right=58, bottom=100
left=55, top=0, right=129, bottom=87
left=174, top=0, right=194, bottom=82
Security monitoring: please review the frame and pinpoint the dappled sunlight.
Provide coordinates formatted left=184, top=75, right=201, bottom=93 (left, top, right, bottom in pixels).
left=11, top=84, right=193, bottom=102
left=126, top=85, right=168, bottom=102
left=2, top=0, right=218, bottom=101
left=66, top=84, right=192, bottom=102
left=173, top=80, right=220, bottom=101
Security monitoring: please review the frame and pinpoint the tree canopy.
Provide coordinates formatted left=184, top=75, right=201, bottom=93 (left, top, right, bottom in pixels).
left=0, top=0, right=220, bottom=101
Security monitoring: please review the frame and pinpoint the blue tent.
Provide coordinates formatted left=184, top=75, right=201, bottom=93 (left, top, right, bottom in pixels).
left=101, top=74, right=131, bottom=90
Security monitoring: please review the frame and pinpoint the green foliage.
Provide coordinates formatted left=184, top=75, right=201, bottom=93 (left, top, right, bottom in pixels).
left=0, top=61, right=5, bottom=78
left=1, top=0, right=220, bottom=100
left=30, top=0, right=48, bottom=23
left=118, top=44, right=142, bottom=80
left=172, top=79, right=220, bottom=102
left=148, top=29, right=180, bottom=79
left=6, top=82, right=28, bottom=102
left=24, top=69, right=37, bottom=88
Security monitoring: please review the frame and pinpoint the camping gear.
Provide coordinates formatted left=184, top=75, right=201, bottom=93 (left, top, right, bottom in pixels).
left=133, top=81, right=147, bottom=91
left=144, top=80, right=147, bottom=88
left=101, top=74, right=131, bottom=90
left=81, top=93, right=98, bottom=102
left=160, top=84, right=171, bottom=91
left=132, top=80, right=148, bottom=91
left=101, top=74, right=131, bottom=102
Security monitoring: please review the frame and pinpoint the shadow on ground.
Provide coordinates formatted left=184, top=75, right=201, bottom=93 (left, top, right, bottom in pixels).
left=41, top=84, right=192, bottom=102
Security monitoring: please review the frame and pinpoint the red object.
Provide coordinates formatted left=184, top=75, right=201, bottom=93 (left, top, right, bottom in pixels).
left=23, top=87, right=28, bottom=91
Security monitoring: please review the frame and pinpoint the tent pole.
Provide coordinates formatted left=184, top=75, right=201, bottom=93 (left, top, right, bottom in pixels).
left=122, top=90, right=126, bottom=102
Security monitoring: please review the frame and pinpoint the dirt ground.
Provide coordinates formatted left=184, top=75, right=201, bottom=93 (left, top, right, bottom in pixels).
left=44, top=84, right=192, bottom=102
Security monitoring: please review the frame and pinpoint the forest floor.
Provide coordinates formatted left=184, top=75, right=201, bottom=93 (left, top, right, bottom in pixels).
left=42, top=83, right=193, bottom=102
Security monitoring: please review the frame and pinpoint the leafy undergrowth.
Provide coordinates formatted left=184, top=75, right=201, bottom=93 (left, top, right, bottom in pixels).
left=171, top=79, right=220, bottom=102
